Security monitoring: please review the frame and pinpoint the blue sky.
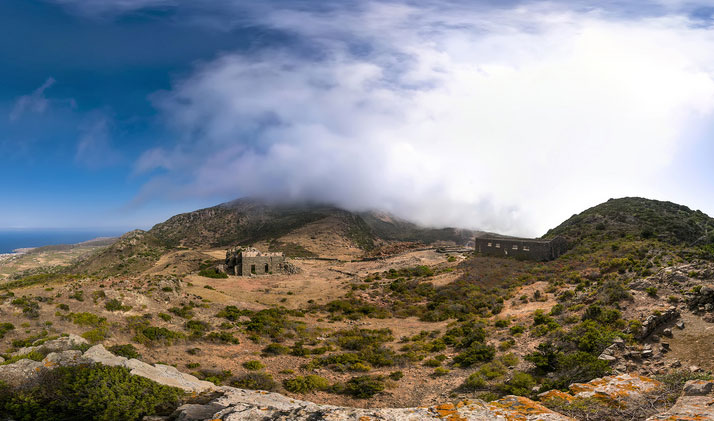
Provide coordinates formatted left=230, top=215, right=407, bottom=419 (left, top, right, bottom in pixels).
left=2, top=0, right=714, bottom=235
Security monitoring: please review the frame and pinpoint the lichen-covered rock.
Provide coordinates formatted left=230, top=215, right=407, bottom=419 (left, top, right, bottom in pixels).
left=569, top=373, right=662, bottom=402
left=487, top=396, right=574, bottom=420
left=169, top=388, right=573, bottom=421
left=538, top=373, right=663, bottom=409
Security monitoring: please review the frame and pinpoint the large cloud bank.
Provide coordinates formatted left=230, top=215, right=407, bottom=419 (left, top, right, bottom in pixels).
left=129, top=1, right=714, bottom=235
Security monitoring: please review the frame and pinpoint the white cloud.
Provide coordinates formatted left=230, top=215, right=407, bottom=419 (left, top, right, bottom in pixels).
left=75, top=112, right=122, bottom=169
left=9, top=77, right=65, bottom=121
left=137, top=2, right=714, bottom=235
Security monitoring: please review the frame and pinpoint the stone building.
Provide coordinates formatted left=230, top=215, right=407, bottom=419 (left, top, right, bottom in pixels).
left=225, top=247, right=285, bottom=276
left=474, top=236, right=567, bottom=261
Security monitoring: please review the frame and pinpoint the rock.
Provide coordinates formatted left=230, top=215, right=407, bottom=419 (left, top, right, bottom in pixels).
left=642, top=349, right=654, bottom=358
left=43, top=350, right=84, bottom=367
left=651, top=335, right=660, bottom=342
left=612, top=337, right=625, bottom=348
left=671, top=360, right=682, bottom=368
left=171, top=388, right=575, bottom=421
left=568, top=373, right=662, bottom=403
left=683, top=380, right=714, bottom=396
left=662, top=328, right=673, bottom=337
left=676, top=321, right=685, bottom=329
left=598, top=354, right=617, bottom=362
left=12, top=334, right=88, bottom=357
left=0, top=358, right=43, bottom=386
left=647, top=393, right=714, bottom=420
left=0, top=356, right=4, bottom=364
left=661, top=343, right=670, bottom=352
left=706, top=303, right=713, bottom=312
left=690, top=365, right=701, bottom=372
left=82, top=345, right=214, bottom=393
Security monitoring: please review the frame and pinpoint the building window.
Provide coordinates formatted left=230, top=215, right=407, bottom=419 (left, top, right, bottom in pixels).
left=523, top=246, right=530, bottom=251
left=265, top=263, right=269, bottom=273
left=495, top=243, right=500, bottom=248
left=512, top=245, right=518, bottom=250
left=251, top=265, right=256, bottom=274
left=487, top=242, right=492, bottom=247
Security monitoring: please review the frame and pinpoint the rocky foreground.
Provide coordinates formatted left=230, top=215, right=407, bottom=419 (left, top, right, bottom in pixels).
left=1, top=335, right=713, bottom=421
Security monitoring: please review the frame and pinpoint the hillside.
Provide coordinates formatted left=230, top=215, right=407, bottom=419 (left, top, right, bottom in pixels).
left=545, top=197, right=714, bottom=247
left=70, top=198, right=477, bottom=276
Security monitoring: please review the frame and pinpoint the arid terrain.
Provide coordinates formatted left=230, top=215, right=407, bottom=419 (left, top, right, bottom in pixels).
left=2, top=197, right=714, bottom=420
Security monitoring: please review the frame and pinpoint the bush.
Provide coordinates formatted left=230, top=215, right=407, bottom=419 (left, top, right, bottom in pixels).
left=646, top=286, right=658, bottom=297
left=230, top=373, right=277, bottom=391
left=0, top=364, right=184, bottom=421
left=461, top=373, right=486, bottom=391
left=108, top=344, right=141, bottom=359
left=82, top=327, right=110, bottom=343
left=185, top=320, right=210, bottom=336
left=262, top=343, right=290, bottom=356
left=453, top=343, right=496, bottom=367
left=0, top=323, right=14, bottom=339
left=133, top=325, right=185, bottom=346
left=105, top=299, right=132, bottom=312
left=168, top=306, right=194, bottom=319
left=198, top=268, right=228, bottom=279
left=340, top=375, right=386, bottom=398
left=64, top=312, right=106, bottom=327
left=282, top=375, right=331, bottom=393
left=500, top=371, right=536, bottom=396
left=242, top=360, right=264, bottom=371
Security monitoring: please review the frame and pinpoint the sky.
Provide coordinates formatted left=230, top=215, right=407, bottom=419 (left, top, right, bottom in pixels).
left=1, top=0, right=714, bottom=236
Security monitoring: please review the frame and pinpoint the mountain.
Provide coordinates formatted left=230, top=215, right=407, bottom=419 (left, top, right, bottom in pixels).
left=71, top=198, right=477, bottom=276
left=545, top=197, right=714, bottom=246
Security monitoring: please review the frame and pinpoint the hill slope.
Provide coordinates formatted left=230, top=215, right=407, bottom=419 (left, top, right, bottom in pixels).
left=545, top=197, right=714, bottom=246
left=71, top=198, right=477, bottom=276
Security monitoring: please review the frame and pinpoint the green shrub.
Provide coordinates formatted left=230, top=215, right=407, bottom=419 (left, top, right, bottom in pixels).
left=82, top=327, right=110, bottom=343
left=242, top=360, right=264, bottom=371
left=0, top=364, right=184, bottom=421
left=340, top=375, right=386, bottom=398
left=198, top=268, right=228, bottom=279
left=0, top=323, right=14, bottom=339
left=157, top=313, right=172, bottom=322
left=185, top=320, right=210, bottom=336
left=168, top=306, right=194, bottom=319
left=262, top=343, right=290, bottom=356
left=133, top=325, right=185, bottom=346
left=461, top=373, right=486, bottom=391
left=108, top=344, right=141, bottom=359
left=500, top=371, right=536, bottom=396
left=230, top=373, right=276, bottom=391
left=453, top=343, right=495, bottom=367
left=433, top=367, right=450, bottom=376
left=646, top=286, right=658, bottom=297
left=64, top=312, right=106, bottom=327
left=105, top=299, right=132, bottom=312
left=282, top=375, right=331, bottom=393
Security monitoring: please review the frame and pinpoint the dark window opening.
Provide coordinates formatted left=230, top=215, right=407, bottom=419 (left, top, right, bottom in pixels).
left=265, top=263, right=269, bottom=273
left=251, top=265, right=256, bottom=274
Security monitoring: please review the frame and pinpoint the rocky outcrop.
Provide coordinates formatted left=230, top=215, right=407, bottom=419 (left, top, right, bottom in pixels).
left=688, top=284, right=714, bottom=313
left=539, top=373, right=662, bottom=406
left=171, top=388, right=573, bottom=421
left=0, top=339, right=214, bottom=393
left=1, top=337, right=711, bottom=421
left=11, top=333, right=87, bottom=357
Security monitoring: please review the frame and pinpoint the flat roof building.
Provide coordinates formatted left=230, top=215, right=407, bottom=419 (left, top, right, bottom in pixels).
left=474, top=236, right=566, bottom=261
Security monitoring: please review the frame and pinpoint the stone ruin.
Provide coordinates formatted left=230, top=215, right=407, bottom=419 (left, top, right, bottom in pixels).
left=224, top=247, right=299, bottom=276
left=474, top=235, right=567, bottom=261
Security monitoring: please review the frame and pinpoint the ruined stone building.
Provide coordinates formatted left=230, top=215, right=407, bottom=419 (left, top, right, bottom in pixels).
left=225, top=248, right=285, bottom=276
left=474, top=236, right=567, bottom=261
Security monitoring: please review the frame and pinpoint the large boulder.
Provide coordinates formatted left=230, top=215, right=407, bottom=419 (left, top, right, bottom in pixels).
left=11, top=334, right=88, bottom=357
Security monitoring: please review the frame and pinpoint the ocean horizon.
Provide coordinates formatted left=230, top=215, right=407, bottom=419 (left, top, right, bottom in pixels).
left=0, top=229, right=126, bottom=254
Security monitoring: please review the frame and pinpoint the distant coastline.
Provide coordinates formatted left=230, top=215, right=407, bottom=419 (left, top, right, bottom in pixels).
left=0, top=229, right=124, bottom=255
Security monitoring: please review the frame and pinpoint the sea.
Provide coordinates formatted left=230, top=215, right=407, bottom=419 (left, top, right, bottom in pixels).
left=0, top=229, right=125, bottom=254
